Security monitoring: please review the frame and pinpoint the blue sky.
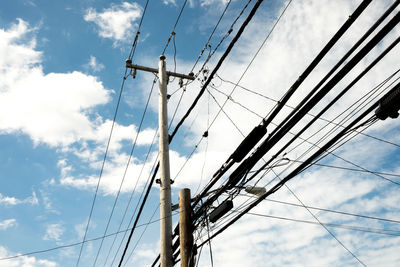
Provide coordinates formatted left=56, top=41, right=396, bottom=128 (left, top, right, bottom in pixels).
left=1, top=0, right=400, bottom=266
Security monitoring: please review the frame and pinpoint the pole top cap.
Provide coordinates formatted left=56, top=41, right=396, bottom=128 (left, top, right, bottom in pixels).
left=160, top=55, right=166, bottom=60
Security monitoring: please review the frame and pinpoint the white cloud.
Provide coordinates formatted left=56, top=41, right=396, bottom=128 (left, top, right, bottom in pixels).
left=85, top=55, right=105, bottom=73
left=0, top=246, right=56, bottom=267
left=43, top=223, right=64, bottom=241
left=0, top=19, right=160, bottom=196
left=0, top=192, right=38, bottom=206
left=163, top=0, right=177, bottom=6
left=0, top=219, right=17, bottom=230
left=84, top=2, right=142, bottom=45
left=0, top=19, right=112, bottom=147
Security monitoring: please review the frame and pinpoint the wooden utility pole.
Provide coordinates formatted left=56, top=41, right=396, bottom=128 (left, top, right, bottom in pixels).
left=126, top=56, right=194, bottom=267
left=179, top=188, right=193, bottom=267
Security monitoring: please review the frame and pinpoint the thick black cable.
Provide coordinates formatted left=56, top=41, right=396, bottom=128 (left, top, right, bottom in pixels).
left=207, top=0, right=293, bottom=129
left=193, top=0, right=253, bottom=78
left=123, top=206, right=160, bottom=266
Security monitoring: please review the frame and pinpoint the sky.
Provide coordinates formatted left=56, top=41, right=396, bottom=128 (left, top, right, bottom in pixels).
left=0, top=0, right=400, bottom=266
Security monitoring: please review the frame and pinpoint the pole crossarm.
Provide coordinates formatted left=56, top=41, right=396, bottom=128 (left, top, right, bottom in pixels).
left=126, top=59, right=195, bottom=80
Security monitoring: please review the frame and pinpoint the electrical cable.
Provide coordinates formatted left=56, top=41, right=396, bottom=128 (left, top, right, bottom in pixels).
left=193, top=0, right=253, bottom=78
left=205, top=0, right=293, bottom=131
left=263, top=0, right=398, bottom=136
left=115, top=154, right=160, bottom=267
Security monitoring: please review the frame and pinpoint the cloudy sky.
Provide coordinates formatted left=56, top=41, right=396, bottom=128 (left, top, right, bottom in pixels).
left=1, top=0, right=400, bottom=266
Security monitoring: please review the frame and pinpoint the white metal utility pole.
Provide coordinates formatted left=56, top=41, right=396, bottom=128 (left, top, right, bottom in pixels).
left=126, top=56, right=194, bottom=267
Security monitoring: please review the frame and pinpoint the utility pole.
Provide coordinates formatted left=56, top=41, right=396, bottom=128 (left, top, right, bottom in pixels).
left=179, top=188, right=193, bottom=267
left=126, top=56, right=194, bottom=267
